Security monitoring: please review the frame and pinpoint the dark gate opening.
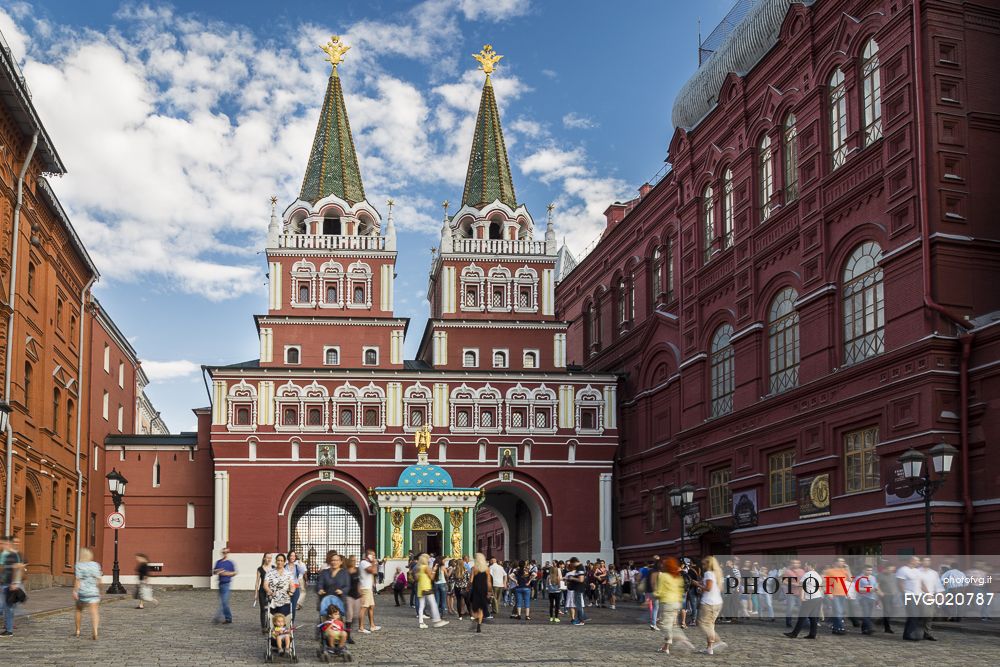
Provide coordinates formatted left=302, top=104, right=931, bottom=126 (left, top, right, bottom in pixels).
left=291, top=492, right=362, bottom=577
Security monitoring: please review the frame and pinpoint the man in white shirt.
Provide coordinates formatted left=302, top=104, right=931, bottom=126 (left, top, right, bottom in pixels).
left=488, top=557, right=507, bottom=619
left=918, top=558, right=942, bottom=640
left=897, top=556, right=922, bottom=640
left=784, top=560, right=823, bottom=639
left=358, top=548, right=381, bottom=633
left=941, top=562, right=966, bottom=621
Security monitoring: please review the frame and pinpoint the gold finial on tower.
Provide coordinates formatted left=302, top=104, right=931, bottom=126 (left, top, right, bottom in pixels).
left=472, top=44, right=503, bottom=76
left=321, top=35, right=351, bottom=69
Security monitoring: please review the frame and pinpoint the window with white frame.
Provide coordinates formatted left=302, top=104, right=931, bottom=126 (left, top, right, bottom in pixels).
left=450, top=384, right=476, bottom=432
left=476, top=385, right=502, bottom=433
left=227, top=380, right=257, bottom=431
left=103, top=344, right=110, bottom=373
left=463, top=349, right=479, bottom=368
left=768, top=288, right=800, bottom=394
left=275, top=382, right=303, bottom=430
left=758, top=135, right=774, bottom=222
left=650, top=247, right=664, bottom=308
left=285, top=346, right=301, bottom=365
left=460, top=265, right=485, bottom=311
left=842, top=241, right=885, bottom=365
left=332, top=383, right=358, bottom=431
left=487, top=266, right=511, bottom=312
left=403, top=383, right=431, bottom=431
left=319, top=260, right=344, bottom=308
left=358, top=383, right=385, bottom=432
left=783, top=114, right=799, bottom=202
left=710, top=324, right=735, bottom=417
left=102, top=390, right=109, bottom=420
left=492, top=349, right=508, bottom=368
left=513, top=267, right=538, bottom=312
left=291, top=260, right=316, bottom=307
left=117, top=405, right=123, bottom=431
left=347, top=261, right=372, bottom=309
left=363, top=347, right=378, bottom=366
left=830, top=67, right=848, bottom=169
left=702, top=184, right=715, bottom=264
left=324, top=347, right=340, bottom=366
left=522, top=350, right=539, bottom=369
left=118, top=361, right=124, bottom=388
left=861, top=38, right=882, bottom=146
left=722, top=169, right=734, bottom=247
left=575, top=385, right=604, bottom=434
left=531, top=385, right=557, bottom=433
left=505, top=384, right=531, bottom=433
left=301, top=381, right=329, bottom=431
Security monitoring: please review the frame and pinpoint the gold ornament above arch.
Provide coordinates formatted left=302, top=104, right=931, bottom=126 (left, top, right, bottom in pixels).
left=412, top=513, right=442, bottom=531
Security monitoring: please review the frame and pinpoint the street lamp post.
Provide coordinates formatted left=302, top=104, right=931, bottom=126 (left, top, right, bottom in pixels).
left=106, top=468, right=128, bottom=594
left=899, top=443, right=958, bottom=555
left=669, top=484, right=696, bottom=561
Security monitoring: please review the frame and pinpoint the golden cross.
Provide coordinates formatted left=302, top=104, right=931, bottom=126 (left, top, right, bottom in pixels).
left=472, top=44, right=503, bottom=76
left=321, top=35, right=351, bottom=68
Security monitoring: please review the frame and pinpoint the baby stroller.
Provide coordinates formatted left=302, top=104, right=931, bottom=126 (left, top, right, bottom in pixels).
left=315, top=595, right=352, bottom=663
left=264, top=604, right=298, bottom=663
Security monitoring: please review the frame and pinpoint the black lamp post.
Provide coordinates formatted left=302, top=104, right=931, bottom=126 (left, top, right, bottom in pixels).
left=106, top=468, right=128, bottom=594
left=669, top=484, right=696, bottom=561
left=899, top=443, right=958, bottom=555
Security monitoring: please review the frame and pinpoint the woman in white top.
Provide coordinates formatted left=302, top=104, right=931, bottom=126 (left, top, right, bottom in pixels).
left=694, top=555, right=727, bottom=655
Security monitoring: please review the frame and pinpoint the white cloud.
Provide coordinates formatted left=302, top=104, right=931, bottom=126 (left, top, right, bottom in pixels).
left=458, top=0, right=531, bottom=21
left=562, top=112, right=597, bottom=130
left=140, top=359, right=201, bottom=381
left=510, top=117, right=544, bottom=138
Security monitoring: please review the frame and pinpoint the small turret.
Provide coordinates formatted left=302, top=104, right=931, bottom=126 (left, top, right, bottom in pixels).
left=545, top=202, right=556, bottom=254
left=385, top=198, right=397, bottom=251
left=267, top=195, right=280, bottom=248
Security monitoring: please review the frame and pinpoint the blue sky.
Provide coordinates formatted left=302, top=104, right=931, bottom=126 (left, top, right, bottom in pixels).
left=0, top=0, right=736, bottom=432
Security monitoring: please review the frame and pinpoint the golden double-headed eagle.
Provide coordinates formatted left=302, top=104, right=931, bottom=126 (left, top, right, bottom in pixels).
left=321, top=35, right=351, bottom=68
left=473, top=44, right=503, bottom=75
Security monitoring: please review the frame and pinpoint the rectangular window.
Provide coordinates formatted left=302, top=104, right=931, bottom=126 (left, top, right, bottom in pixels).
left=117, top=404, right=124, bottom=431
left=103, top=344, right=110, bottom=373
left=102, top=391, right=109, bottom=420
left=768, top=450, right=796, bottom=506
left=186, top=502, right=195, bottom=529
left=152, top=459, right=161, bottom=487
left=709, top=468, right=732, bottom=517
left=89, top=513, right=96, bottom=547
left=118, top=362, right=125, bottom=388
left=845, top=426, right=880, bottom=493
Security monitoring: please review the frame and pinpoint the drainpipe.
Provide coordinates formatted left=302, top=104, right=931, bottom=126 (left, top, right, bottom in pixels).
left=74, top=277, right=96, bottom=559
left=911, top=0, right=975, bottom=553
left=3, top=130, right=38, bottom=535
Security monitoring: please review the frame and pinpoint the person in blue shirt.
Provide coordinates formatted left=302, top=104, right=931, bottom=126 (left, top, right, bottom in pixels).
left=213, top=547, right=238, bottom=623
left=856, top=565, right=880, bottom=635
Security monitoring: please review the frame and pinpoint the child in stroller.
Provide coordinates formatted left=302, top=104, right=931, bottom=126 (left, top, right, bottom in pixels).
left=272, top=614, right=293, bottom=655
left=316, top=595, right=352, bottom=662
left=265, top=609, right=297, bottom=662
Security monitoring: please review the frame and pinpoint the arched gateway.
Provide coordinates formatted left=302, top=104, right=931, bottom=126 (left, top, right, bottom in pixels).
left=290, top=490, right=362, bottom=572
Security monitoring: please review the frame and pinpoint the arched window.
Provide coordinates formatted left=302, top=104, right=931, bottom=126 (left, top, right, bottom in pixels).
left=283, top=406, right=298, bottom=426
left=843, top=242, right=885, bottom=364
left=665, top=238, right=674, bottom=300
left=353, top=285, right=364, bottom=304
left=493, top=350, right=507, bottom=368
left=616, top=277, right=627, bottom=326
left=758, top=135, right=773, bottom=221
left=307, top=406, right=323, bottom=426
left=234, top=405, right=251, bottom=425
left=830, top=68, right=848, bottom=168
left=298, top=283, right=310, bottom=303
left=710, top=324, right=735, bottom=417
left=66, top=398, right=74, bottom=441
left=702, top=185, right=715, bottom=263
left=27, top=262, right=35, bottom=296
left=325, top=348, right=339, bottom=365
left=52, top=388, right=61, bottom=434
left=339, top=407, right=354, bottom=426
left=588, top=301, right=599, bottom=355
left=722, top=169, right=734, bottom=247
left=285, top=347, right=300, bottom=365
left=463, top=350, right=478, bottom=368
left=326, top=283, right=338, bottom=303
left=768, top=288, right=800, bottom=394
left=861, top=39, right=882, bottom=146
left=629, top=272, right=636, bottom=322
left=651, top=247, right=664, bottom=307
left=523, top=350, right=538, bottom=369
left=364, top=349, right=378, bottom=365
left=56, top=298, right=63, bottom=330
left=488, top=221, right=503, bottom=240
left=783, top=113, right=799, bottom=202
left=24, top=362, right=33, bottom=409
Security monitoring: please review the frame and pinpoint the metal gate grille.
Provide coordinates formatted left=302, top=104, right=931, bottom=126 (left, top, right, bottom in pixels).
left=291, top=501, right=362, bottom=570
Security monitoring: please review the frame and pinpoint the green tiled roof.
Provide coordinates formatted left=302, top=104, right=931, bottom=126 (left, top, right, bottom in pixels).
left=461, top=76, right=517, bottom=210
left=299, top=69, right=366, bottom=205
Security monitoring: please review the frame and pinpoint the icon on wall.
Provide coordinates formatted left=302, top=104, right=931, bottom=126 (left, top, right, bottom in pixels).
left=499, top=447, right=517, bottom=468
left=317, top=445, right=336, bottom=467
left=499, top=471, right=514, bottom=483
left=320, top=470, right=333, bottom=481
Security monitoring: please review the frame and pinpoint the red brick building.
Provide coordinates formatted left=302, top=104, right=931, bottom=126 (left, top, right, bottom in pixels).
left=557, top=0, right=1000, bottom=560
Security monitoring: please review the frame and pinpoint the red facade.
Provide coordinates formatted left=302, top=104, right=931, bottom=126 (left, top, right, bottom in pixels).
left=557, top=0, right=1000, bottom=560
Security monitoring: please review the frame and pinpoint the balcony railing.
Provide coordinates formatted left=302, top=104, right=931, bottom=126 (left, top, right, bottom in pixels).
left=278, top=234, right=387, bottom=251
left=452, top=238, right=550, bottom=255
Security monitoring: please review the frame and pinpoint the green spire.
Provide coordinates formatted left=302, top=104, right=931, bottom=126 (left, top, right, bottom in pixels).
left=461, top=74, right=517, bottom=210
left=299, top=65, right=366, bottom=205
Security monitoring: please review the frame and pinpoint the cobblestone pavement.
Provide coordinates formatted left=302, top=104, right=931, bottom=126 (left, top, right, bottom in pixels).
left=4, top=589, right=999, bottom=666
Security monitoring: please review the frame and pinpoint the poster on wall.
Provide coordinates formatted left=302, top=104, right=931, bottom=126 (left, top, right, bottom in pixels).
left=885, top=463, right=919, bottom=506
left=799, top=474, right=831, bottom=518
left=733, top=489, right=758, bottom=528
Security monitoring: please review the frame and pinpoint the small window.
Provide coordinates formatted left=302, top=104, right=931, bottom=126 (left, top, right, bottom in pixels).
left=510, top=410, right=525, bottom=429
left=535, top=411, right=548, bottom=429
left=326, top=284, right=338, bottom=303
left=409, top=407, right=424, bottom=427
left=492, top=350, right=507, bottom=368
left=23, top=362, right=32, bottom=408
left=186, top=502, right=195, bottom=529
left=283, top=406, right=298, bottom=426
left=298, top=283, right=310, bottom=303
left=118, top=361, right=125, bottom=388
left=456, top=409, right=471, bottom=428
left=481, top=410, right=494, bottom=428
left=463, top=350, right=478, bottom=368
left=364, top=348, right=378, bottom=365
left=27, top=262, right=36, bottom=297
left=709, top=468, right=732, bottom=517
left=523, top=351, right=538, bottom=369
left=286, top=347, right=300, bottom=365
left=52, top=388, right=61, bottom=434
left=52, top=482, right=58, bottom=509
left=70, top=314, right=77, bottom=336
left=769, top=450, right=796, bottom=506
left=353, top=285, right=365, bottom=304
left=117, top=404, right=123, bottom=431
left=518, top=286, right=531, bottom=307
left=153, top=460, right=161, bottom=487
left=103, top=344, right=110, bottom=373
left=56, top=298, right=64, bottom=329
left=580, top=408, right=597, bottom=430
left=235, top=406, right=251, bottom=425
left=339, top=408, right=354, bottom=426
left=66, top=399, right=74, bottom=441
left=102, top=390, right=109, bottom=420
left=364, top=408, right=378, bottom=426
left=66, top=487, right=73, bottom=516
left=325, top=348, right=339, bottom=365
left=307, top=407, right=323, bottom=426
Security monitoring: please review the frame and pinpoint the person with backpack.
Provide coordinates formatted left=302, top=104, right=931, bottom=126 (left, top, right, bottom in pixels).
left=451, top=558, right=469, bottom=620
left=391, top=567, right=407, bottom=607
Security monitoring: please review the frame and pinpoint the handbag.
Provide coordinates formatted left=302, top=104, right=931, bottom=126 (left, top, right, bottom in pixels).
left=6, top=586, right=26, bottom=605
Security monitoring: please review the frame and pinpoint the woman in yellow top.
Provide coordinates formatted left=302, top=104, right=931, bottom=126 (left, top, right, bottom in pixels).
left=653, top=557, right=695, bottom=654
left=415, top=554, right=449, bottom=629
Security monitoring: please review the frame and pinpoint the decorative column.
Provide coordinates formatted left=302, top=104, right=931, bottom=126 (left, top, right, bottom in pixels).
left=381, top=507, right=391, bottom=557
left=212, top=470, right=228, bottom=590
left=402, top=507, right=412, bottom=555
left=599, top=472, right=613, bottom=558
left=442, top=506, right=450, bottom=559
left=463, top=506, right=472, bottom=558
